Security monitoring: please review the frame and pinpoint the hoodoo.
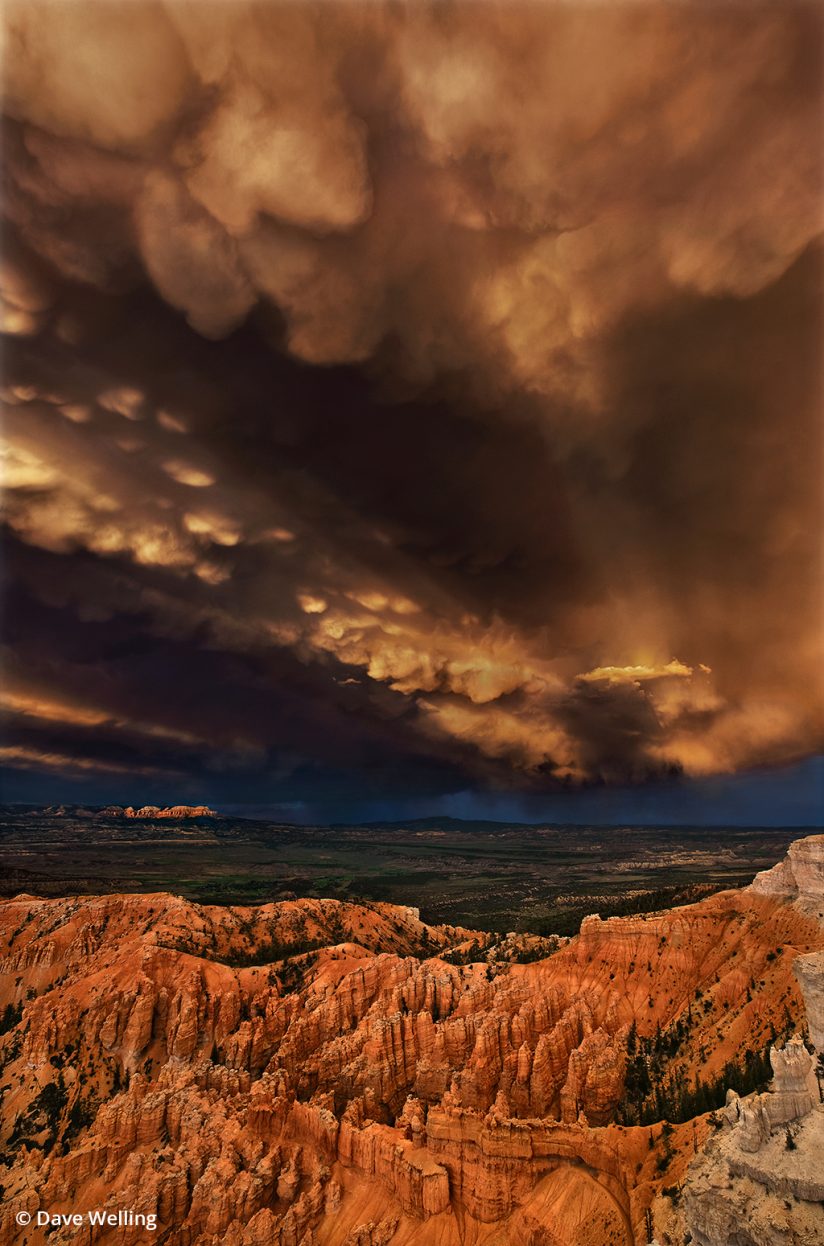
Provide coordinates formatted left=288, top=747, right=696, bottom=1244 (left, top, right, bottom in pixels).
left=1, top=837, right=823, bottom=1245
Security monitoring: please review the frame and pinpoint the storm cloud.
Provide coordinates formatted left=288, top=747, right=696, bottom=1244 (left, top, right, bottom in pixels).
left=1, top=1, right=822, bottom=807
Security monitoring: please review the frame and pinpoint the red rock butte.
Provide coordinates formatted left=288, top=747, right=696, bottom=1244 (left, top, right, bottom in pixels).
left=120, top=806, right=218, bottom=819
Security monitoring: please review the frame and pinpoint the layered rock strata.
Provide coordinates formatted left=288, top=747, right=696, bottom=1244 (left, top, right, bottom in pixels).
left=1, top=836, right=823, bottom=1245
left=683, top=1065, right=824, bottom=1246
left=750, top=833, right=824, bottom=917
left=680, top=873, right=824, bottom=1246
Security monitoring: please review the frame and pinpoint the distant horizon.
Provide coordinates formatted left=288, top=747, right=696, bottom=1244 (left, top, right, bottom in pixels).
left=4, top=803, right=823, bottom=833
left=3, top=754, right=822, bottom=829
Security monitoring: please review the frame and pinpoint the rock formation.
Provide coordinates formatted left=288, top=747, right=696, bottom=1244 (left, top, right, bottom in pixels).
left=721, top=1038, right=819, bottom=1150
left=682, top=1045, right=824, bottom=1246
left=680, top=861, right=824, bottom=1246
left=1, top=835, right=823, bottom=1245
left=750, top=833, right=824, bottom=917
left=794, top=950, right=824, bottom=1051
left=121, top=805, right=218, bottom=819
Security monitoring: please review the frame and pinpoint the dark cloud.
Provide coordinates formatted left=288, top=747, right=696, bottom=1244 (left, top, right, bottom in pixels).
left=1, top=1, right=822, bottom=808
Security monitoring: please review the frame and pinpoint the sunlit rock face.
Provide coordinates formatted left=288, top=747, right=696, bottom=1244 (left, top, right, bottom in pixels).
left=121, top=805, right=217, bottom=819
left=2, top=838, right=824, bottom=1245
left=751, top=834, right=824, bottom=917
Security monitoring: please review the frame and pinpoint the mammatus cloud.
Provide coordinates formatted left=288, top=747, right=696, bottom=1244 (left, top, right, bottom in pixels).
left=1, top=1, right=822, bottom=800
left=3, top=4, right=820, bottom=395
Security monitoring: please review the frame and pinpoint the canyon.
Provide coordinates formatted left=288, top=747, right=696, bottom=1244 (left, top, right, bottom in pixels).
left=0, top=836, right=822, bottom=1245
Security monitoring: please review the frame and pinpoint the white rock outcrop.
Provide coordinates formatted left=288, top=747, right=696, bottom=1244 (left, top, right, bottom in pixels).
left=686, top=1049, right=824, bottom=1246
left=684, top=1116, right=824, bottom=1246
left=794, top=950, right=824, bottom=1052
left=683, top=828, right=824, bottom=1246
left=750, top=834, right=824, bottom=917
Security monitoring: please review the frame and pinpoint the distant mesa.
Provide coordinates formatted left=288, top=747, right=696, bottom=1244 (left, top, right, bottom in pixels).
left=103, top=804, right=218, bottom=819
left=0, top=803, right=221, bottom=821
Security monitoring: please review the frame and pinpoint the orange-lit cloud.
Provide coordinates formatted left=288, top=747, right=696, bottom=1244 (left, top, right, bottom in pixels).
left=577, top=660, right=698, bottom=686
left=0, top=689, right=109, bottom=728
left=0, top=0, right=822, bottom=800
left=0, top=745, right=176, bottom=778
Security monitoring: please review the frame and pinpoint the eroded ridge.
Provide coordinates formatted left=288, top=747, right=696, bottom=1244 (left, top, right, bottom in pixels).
left=1, top=837, right=823, bottom=1245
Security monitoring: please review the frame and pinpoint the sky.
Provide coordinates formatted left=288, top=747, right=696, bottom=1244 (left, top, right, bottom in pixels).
left=0, top=1, right=822, bottom=825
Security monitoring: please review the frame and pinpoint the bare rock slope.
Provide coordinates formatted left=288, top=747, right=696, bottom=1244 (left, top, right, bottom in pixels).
left=682, top=1021, right=824, bottom=1246
left=750, top=833, right=824, bottom=917
left=1, top=837, right=823, bottom=1246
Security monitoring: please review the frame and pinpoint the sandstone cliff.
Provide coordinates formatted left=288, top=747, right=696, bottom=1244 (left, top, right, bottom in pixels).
left=1, top=835, right=823, bottom=1246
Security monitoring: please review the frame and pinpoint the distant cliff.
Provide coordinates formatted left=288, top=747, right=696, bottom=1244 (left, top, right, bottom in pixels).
left=1, top=804, right=220, bottom=820
left=102, top=804, right=218, bottom=819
